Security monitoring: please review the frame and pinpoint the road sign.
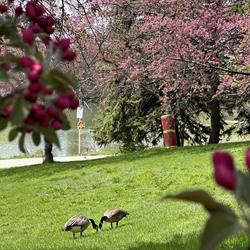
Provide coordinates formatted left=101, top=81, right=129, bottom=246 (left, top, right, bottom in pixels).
left=77, top=118, right=85, bottom=155
left=77, top=119, right=85, bottom=130
left=76, top=107, right=83, bottom=119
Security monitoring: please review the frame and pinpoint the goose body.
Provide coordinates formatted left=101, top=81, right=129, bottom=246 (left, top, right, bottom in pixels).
left=64, top=215, right=98, bottom=238
left=99, top=208, right=128, bottom=229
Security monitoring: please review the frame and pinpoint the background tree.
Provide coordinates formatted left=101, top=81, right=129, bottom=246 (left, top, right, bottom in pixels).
left=36, top=0, right=250, bottom=151
left=88, top=0, right=166, bottom=151
left=137, top=0, right=250, bottom=144
left=89, top=0, right=250, bottom=149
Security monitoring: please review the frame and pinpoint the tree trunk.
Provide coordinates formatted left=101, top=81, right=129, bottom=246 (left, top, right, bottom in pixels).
left=208, top=98, right=221, bottom=144
left=207, top=70, right=221, bottom=144
left=44, top=139, right=54, bottom=163
left=175, top=119, right=183, bottom=146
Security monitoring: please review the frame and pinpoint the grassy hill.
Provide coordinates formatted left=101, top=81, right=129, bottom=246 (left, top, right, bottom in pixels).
left=0, top=142, right=249, bottom=250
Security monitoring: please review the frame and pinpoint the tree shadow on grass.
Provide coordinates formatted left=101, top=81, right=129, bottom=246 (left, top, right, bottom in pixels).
left=0, top=140, right=248, bottom=181
left=0, top=157, right=108, bottom=180
left=0, top=149, right=175, bottom=180
left=126, top=233, right=199, bottom=250
left=6, top=232, right=247, bottom=250
left=124, top=233, right=247, bottom=250
left=14, top=233, right=198, bottom=250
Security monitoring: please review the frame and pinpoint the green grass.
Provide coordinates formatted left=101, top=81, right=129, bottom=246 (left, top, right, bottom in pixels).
left=88, top=148, right=120, bottom=156
left=0, top=142, right=249, bottom=250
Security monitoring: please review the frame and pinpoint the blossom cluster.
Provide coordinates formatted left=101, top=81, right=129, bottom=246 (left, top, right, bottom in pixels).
left=0, top=1, right=79, bottom=136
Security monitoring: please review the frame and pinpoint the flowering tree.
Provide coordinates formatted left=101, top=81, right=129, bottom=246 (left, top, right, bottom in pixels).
left=165, top=148, right=250, bottom=250
left=0, top=1, right=79, bottom=162
left=39, top=0, right=250, bottom=148
left=85, top=0, right=250, bottom=146
left=135, top=0, right=250, bottom=144
left=38, top=0, right=107, bottom=104
left=81, top=1, right=166, bottom=150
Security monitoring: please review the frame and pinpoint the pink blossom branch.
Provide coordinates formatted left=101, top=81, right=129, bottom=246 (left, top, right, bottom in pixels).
left=165, top=57, right=250, bottom=76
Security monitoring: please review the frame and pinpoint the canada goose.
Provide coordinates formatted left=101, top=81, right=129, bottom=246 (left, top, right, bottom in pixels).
left=99, top=208, right=129, bottom=229
left=64, top=215, right=98, bottom=238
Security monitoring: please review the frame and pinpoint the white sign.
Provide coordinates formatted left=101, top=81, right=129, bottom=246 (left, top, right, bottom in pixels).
left=76, top=107, right=83, bottom=119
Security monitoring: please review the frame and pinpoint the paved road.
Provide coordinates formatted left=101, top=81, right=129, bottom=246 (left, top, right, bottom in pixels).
left=0, top=155, right=110, bottom=169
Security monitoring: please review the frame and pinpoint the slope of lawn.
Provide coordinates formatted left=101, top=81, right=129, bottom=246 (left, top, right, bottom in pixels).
left=0, top=142, right=249, bottom=250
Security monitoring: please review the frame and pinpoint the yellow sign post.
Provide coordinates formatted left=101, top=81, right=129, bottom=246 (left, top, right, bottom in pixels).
left=77, top=119, right=85, bottom=155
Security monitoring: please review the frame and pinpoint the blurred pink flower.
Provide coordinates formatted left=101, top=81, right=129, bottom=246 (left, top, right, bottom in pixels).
left=212, top=151, right=237, bottom=191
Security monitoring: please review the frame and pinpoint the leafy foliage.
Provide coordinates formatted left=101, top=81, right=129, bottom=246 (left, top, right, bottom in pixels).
left=94, top=86, right=162, bottom=151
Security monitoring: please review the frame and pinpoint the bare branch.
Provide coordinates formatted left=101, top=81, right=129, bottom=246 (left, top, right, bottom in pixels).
left=165, top=57, right=250, bottom=76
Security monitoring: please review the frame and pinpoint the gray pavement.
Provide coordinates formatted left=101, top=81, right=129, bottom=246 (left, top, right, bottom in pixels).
left=0, top=155, right=110, bottom=169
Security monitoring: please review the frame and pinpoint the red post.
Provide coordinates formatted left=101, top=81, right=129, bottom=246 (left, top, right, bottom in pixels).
left=161, top=114, right=177, bottom=147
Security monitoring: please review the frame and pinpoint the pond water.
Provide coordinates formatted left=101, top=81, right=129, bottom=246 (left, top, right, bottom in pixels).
left=0, top=125, right=249, bottom=159
left=0, top=129, right=103, bottom=158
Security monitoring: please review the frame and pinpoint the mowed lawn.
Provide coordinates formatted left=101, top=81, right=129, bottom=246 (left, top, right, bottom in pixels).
left=0, top=142, right=249, bottom=250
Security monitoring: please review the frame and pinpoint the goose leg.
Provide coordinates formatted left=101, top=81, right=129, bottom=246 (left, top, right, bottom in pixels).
left=116, top=222, right=119, bottom=227
left=80, top=232, right=83, bottom=237
left=73, top=233, right=76, bottom=239
left=110, top=223, right=113, bottom=229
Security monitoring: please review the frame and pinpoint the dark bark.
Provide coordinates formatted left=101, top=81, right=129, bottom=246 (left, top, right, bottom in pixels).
left=175, top=119, right=183, bottom=146
left=208, top=98, right=221, bottom=144
left=44, top=139, right=54, bottom=163
left=208, top=71, right=221, bottom=144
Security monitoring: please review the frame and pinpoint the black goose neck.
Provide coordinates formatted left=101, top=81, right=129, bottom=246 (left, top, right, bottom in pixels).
left=89, top=218, right=98, bottom=230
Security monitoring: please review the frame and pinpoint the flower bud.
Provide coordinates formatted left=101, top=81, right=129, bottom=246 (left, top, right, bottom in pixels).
left=44, top=26, right=55, bottom=35
left=43, top=87, right=53, bottom=95
left=35, top=4, right=45, bottom=16
left=19, top=56, right=34, bottom=68
left=2, top=105, right=13, bottom=118
left=42, top=36, right=51, bottom=45
left=27, top=70, right=40, bottom=82
left=25, top=91, right=37, bottom=102
left=62, top=50, right=76, bottom=61
left=15, top=6, right=23, bottom=16
left=52, top=119, right=62, bottom=130
left=29, top=23, right=42, bottom=33
left=54, top=95, right=70, bottom=109
left=32, top=60, right=43, bottom=74
left=56, top=38, right=70, bottom=51
left=31, top=104, right=45, bottom=119
left=212, top=151, right=237, bottom=191
left=39, top=115, right=49, bottom=127
left=26, top=1, right=37, bottom=19
left=65, top=90, right=75, bottom=100
left=28, top=82, right=43, bottom=93
left=69, top=98, right=79, bottom=109
left=47, top=106, right=59, bottom=119
left=0, top=4, right=8, bottom=13
left=27, top=60, right=43, bottom=81
left=24, top=114, right=35, bottom=125
left=38, top=16, right=55, bottom=27
left=0, top=63, right=11, bottom=71
left=22, top=28, right=35, bottom=45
